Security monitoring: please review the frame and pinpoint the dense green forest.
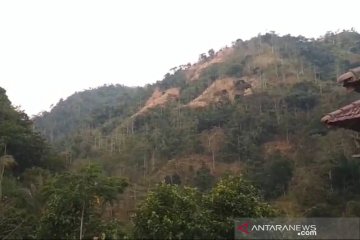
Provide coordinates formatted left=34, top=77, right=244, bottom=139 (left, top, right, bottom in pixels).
left=3, top=30, right=360, bottom=239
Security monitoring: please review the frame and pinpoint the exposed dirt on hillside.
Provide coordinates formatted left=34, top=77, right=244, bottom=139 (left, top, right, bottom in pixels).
left=241, top=75, right=262, bottom=89
left=244, top=87, right=253, bottom=96
left=132, top=47, right=303, bottom=116
left=185, top=47, right=234, bottom=82
left=186, top=77, right=252, bottom=108
left=132, top=87, right=180, bottom=117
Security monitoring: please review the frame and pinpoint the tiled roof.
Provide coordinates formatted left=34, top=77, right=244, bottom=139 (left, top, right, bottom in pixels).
left=321, top=99, right=360, bottom=123
left=337, top=66, right=360, bottom=83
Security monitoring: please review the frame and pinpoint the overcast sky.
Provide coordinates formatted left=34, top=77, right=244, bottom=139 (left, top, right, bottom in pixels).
left=0, top=0, right=359, bottom=116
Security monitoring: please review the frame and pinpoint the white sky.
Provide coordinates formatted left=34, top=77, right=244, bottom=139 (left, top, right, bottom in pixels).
left=0, top=0, right=359, bottom=116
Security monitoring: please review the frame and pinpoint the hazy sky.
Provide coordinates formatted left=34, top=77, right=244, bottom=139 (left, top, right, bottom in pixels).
left=0, top=0, right=359, bottom=116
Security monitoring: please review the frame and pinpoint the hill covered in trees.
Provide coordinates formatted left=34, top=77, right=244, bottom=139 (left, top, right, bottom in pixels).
left=3, top=30, right=360, bottom=239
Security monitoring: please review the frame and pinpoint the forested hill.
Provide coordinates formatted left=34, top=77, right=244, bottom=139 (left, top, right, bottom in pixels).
left=24, top=30, right=360, bottom=237
left=33, top=85, right=153, bottom=143
left=34, top=30, right=360, bottom=145
left=2, top=30, right=360, bottom=239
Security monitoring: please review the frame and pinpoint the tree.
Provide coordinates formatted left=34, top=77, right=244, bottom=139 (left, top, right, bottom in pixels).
left=206, top=176, right=277, bottom=239
left=199, top=53, right=208, bottom=62
left=208, top=49, right=215, bottom=58
left=133, top=176, right=276, bottom=239
left=200, top=127, right=225, bottom=172
left=225, top=63, right=243, bottom=77
left=253, top=154, right=294, bottom=199
left=133, top=183, right=211, bottom=239
left=0, top=202, right=37, bottom=239
left=37, top=164, right=128, bottom=239
left=285, top=82, right=319, bottom=112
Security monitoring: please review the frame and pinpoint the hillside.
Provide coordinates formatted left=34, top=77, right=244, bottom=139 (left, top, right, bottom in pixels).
left=26, top=30, right=360, bottom=235
left=33, top=84, right=156, bottom=146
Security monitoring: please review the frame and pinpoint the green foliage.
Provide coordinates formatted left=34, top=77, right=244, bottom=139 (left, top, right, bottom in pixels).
left=224, top=63, right=243, bottom=77
left=0, top=203, right=38, bottom=239
left=285, top=82, right=319, bottom=111
left=219, top=93, right=279, bottom=162
left=195, top=104, right=235, bottom=132
left=133, top=176, right=276, bottom=239
left=0, top=167, right=53, bottom=239
left=134, top=106, right=200, bottom=160
left=0, top=87, right=54, bottom=172
left=133, top=184, right=212, bottom=239
left=201, top=63, right=222, bottom=82
left=37, top=164, right=128, bottom=239
left=248, top=154, right=294, bottom=200
left=206, top=176, right=276, bottom=238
